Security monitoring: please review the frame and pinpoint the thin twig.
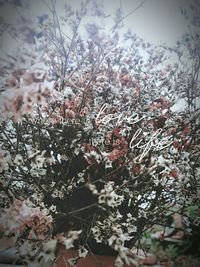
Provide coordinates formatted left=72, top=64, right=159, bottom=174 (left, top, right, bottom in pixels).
left=110, top=0, right=147, bottom=32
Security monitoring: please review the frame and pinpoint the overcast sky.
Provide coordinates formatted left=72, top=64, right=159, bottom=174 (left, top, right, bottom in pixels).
left=28, top=0, right=190, bottom=45
left=0, top=0, right=197, bottom=55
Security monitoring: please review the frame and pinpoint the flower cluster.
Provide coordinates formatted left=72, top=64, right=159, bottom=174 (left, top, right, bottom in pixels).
left=0, top=199, right=52, bottom=239
left=98, top=182, right=124, bottom=208
left=0, top=0, right=199, bottom=266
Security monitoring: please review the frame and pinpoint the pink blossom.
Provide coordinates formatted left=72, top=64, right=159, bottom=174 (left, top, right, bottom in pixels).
left=0, top=199, right=52, bottom=239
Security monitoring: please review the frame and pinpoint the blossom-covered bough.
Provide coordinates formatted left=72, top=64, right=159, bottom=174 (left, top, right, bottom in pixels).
left=0, top=0, right=199, bottom=266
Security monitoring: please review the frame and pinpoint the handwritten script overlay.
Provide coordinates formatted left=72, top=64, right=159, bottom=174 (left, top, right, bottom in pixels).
left=95, top=104, right=173, bottom=161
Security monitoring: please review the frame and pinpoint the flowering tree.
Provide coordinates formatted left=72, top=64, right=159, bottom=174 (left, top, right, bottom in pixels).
left=0, top=0, right=199, bottom=266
